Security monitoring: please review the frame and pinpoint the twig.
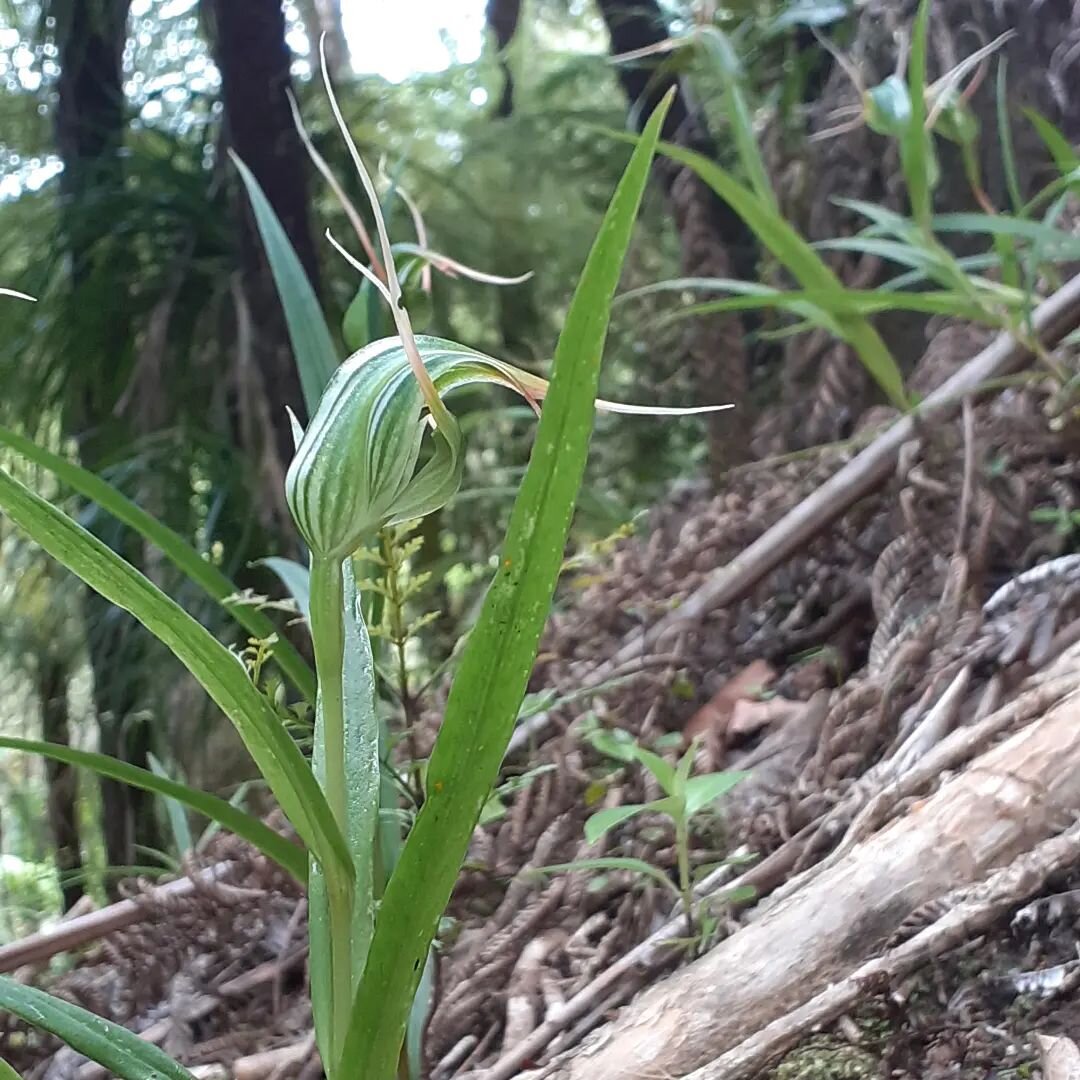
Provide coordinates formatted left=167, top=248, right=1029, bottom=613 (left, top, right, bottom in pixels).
left=233, top=1034, right=317, bottom=1080
left=0, top=862, right=235, bottom=973
left=681, top=819, right=1080, bottom=1080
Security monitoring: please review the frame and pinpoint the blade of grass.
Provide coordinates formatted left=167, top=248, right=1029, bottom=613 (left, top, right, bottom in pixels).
left=645, top=138, right=909, bottom=408
left=231, top=152, right=338, bottom=413
left=651, top=288, right=994, bottom=321
left=699, top=27, right=775, bottom=207
left=1024, top=108, right=1080, bottom=174
left=0, top=736, right=306, bottom=882
left=0, top=425, right=315, bottom=702
left=148, top=753, right=194, bottom=856
left=996, top=59, right=1024, bottom=216
left=0, top=465, right=348, bottom=881
left=0, top=978, right=195, bottom=1080
left=539, top=856, right=682, bottom=896
left=340, top=90, right=677, bottom=1080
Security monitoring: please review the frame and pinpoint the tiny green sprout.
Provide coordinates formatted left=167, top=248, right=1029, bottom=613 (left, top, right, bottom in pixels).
left=566, top=730, right=748, bottom=949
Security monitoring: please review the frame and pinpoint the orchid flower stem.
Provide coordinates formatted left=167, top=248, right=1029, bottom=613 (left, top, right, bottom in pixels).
left=309, top=554, right=353, bottom=1067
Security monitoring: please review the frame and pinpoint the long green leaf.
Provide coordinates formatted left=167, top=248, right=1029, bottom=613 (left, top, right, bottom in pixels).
left=1024, top=108, right=1080, bottom=174
left=540, top=856, right=681, bottom=896
left=996, top=60, right=1024, bottom=216
left=0, top=978, right=194, bottom=1080
left=340, top=90, right=677, bottom=1080
left=650, top=139, right=909, bottom=408
left=231, top=152, right=338, bottom=413
left=0, top=736, right=306, bottom=882
left=307, top=560, right=380, bottom=1062
left=148, top=753, right=194, bottom=856
left=929, top=213, right=1080, bottom=257
left=0, top=425, right=315, bottom=702
left=699, top=28, right=775, bottom=207
left=652, top=287, right=994, bottom=322
left=0, top=1057, right=22, bottom=1079
left=0, top=466, right=349, bottom=881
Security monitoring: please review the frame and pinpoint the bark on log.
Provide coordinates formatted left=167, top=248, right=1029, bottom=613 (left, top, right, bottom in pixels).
left=540, top=686, right=1080, bottom=1080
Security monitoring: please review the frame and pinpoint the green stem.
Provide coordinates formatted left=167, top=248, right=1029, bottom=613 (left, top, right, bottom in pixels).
left=309, top=555, right=352, bottom=1069
left=675, top=811, right=695, bottom=944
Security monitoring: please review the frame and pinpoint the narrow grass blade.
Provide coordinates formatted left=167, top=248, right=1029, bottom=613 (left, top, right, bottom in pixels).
left=540, top=856, right=681, bottom=895
left=0, top=736, right=306, bottom=882
left=341, top=91, right=677, bottom=1080
left=0, top=978, right=194, bottom=1080
left=0, top=466, right=348, bottom=881
left=231, top=152, right=338, bottom=413
left=667, top=289, right=994, bottom=322
left=649, top=139, right=908, bottom=408
left=0, top=425, right=315, bottom=702
left=699, top=28, right=775, bottom=207
left=1024, top=109, right=1080, bottom=174
left=148, top=753, right=194, bottom=856
left=258, top=556, right=312, bottom=622
left=996, top=60, right=1024, bottom=215
left=929, top=214, right=1080, bottom=258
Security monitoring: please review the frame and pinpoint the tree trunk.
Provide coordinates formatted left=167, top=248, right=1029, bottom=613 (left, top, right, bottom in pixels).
left=596, top=0, right=757, bottom=480
left=54, top=0, right=163, bottom=879
left=38, top=657, right=83, bottom=912
left=298, top=0, right=350, bottom=83
left=484, top=0, right=540, bottom=359
left=208, top=0, right=322, bottom=495
left=487, top=0, right=523, bottom=118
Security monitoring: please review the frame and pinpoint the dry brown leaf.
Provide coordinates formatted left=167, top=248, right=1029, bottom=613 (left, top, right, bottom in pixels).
left=728, top=696, right=807, bottom=738
left=684, top=659, right=776, bottom=743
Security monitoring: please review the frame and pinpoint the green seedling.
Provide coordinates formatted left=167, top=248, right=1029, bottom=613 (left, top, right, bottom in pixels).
left=546, top=727, right=748, bottom=951
left=1031, top=507, right=1080, bottom=546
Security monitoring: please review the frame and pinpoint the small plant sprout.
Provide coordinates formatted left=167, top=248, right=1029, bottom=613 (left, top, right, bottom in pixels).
left=544, top=728, right=748, bottom=950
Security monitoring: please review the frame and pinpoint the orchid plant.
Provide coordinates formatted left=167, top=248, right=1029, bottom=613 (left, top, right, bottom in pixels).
left=0, top=46, right=727, bottom=1080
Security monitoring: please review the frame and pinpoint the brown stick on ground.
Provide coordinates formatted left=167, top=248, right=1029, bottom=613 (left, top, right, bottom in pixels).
left=0, top=862, right=234, bottom=973
left=605, top=273, right=1080, bottom=671
left=533, top=685, right=1080, bottom=1080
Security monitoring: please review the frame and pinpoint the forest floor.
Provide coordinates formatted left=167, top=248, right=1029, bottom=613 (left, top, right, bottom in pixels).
left=3, top=312, right=1080, bottom=1080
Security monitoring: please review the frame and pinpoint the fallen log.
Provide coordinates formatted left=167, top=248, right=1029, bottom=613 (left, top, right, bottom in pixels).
left=684, top=820, right=1080, bottom=1080
left=536, top=684, right=1080, bottom=1080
